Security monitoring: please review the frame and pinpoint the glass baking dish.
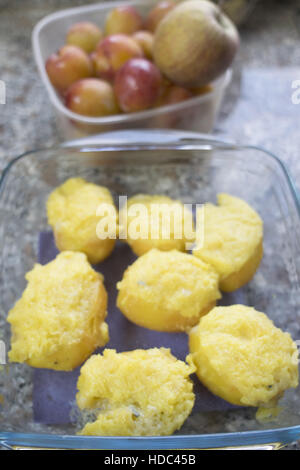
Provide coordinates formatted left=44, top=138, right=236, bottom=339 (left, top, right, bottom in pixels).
left=0, top=130, right=300, bottom=450
left=32, top=0, right=231, bottom=140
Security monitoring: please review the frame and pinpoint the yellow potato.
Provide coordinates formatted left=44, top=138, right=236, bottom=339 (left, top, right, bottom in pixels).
left=8, top=251, right=109, bottom=371
left=47, top=177, right=117, bottom=264
left=76, top=348, right=195, bottom=436
left=117, top=249, right=221, bottom=332
left=119, top=194, right=194, bottom=256
left=193, top=193, right=263, bottom=292
left=189, top=305, right=299, bottom=407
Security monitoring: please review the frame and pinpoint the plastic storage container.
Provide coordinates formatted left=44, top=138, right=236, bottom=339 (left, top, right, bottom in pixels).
left=0, top=130, right=300, bottom=450
left=213, top=0, right=259, bottom=25
left=32, top=0, right=231, bottom=140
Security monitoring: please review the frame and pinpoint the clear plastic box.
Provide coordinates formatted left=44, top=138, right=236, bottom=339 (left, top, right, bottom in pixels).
left=0, top=130, right=300, bottom=449
left=214, top=0, right=259, bottom=25
left=32, top=0, right=231, bottom=140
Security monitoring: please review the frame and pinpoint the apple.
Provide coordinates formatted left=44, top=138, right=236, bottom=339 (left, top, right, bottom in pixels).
left=65, top=78, right=119, bottom=117
left=66, top=22, right=103, bottom=53
left=91, top=34, right=143, bottom=81
left=114, top=58, right=162, bottom=112
left=105, top=6, right=144, bottom=35
left=46, top=45, right=93, bottom=93
left=132, top=31, right=154, bottom=59
left=153, top=0, right=239, bottom=88
left=160, top=85, right=193, bottom=105
left=145, top=1, right=175, bottom=32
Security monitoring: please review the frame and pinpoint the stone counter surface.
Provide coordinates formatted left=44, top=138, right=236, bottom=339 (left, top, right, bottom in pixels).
left=0, top=0, right=300, bottom=450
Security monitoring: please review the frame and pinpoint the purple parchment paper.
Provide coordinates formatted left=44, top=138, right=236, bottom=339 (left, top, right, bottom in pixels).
left=33, top=232, right=242, bottom=424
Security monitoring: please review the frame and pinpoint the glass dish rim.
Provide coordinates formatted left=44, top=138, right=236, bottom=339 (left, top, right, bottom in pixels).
left=31, top=0, right=231, bottom=125
left=0, top=425, right=300, bottom=449
left=1, top=134, right=300, bottom=449
left=1, top=138, right=299, bottom=216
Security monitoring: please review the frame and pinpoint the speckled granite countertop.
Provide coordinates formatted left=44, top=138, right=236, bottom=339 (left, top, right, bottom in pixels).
left=0, top=0, right=300, bottom=450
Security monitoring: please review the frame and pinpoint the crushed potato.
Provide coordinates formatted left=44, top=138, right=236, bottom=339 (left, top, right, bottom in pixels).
left=117, top=248, right=221, bottom=332
left=8, top=251, right=109, bottom=370
left=189, top=305, right=299, bottom=407
left=76, top=348, right=195, bottom=436
left=193, top=193, right=263, bottom=292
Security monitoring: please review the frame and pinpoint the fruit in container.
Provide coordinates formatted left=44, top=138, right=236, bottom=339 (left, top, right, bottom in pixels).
left=160, top=85, right=193, bottom=105
left=7, top=251, right=109, bottom=371
left=91, top=34, right=143, bottom=81
left=153, top=0, right=239, bottom=88
left=45, top=45, right=93, bottom=93
left=114, top=58, right=162, bottom=112
left=44, top=1, right=225, bottom=119
left=145, top=0, right=175, bottom=32
left=66, top=21, right=103, bottom=53
left=65, top=78, right=119, bottom=117
left=132, top=30, right=154, bottom=59
left=193, top=84, right=213, bottom=95
left=153, top=83, right=195, bottom=127
left=104, top=5, right=144, bottom=35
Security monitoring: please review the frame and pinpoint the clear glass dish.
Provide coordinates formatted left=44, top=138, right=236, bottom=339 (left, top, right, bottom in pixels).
left=32, top=0, right=231, bottom=140
left=0, top=130, right=300, bottom=450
